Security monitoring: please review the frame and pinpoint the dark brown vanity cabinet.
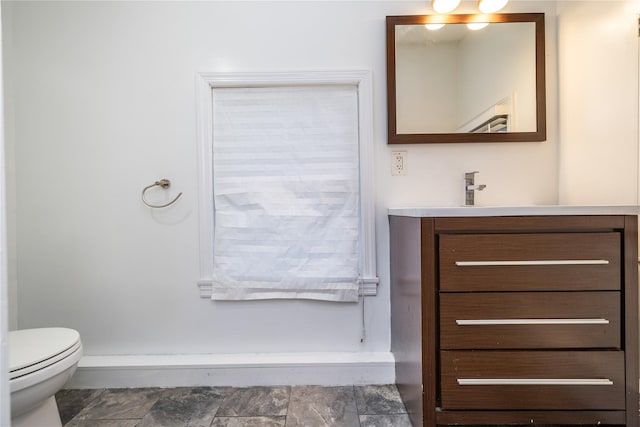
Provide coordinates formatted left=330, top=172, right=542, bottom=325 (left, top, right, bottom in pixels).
left=390, top=215, right=639, bottom=426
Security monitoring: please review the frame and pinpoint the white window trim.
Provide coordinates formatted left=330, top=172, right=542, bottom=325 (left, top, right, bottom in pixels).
left=195, top=71, right=378, bottom=298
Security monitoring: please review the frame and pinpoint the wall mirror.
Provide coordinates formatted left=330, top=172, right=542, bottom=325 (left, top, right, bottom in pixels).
left=387, top=13, right=546, bottom=144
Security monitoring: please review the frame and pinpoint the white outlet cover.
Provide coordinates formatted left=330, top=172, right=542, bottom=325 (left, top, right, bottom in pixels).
left=391, top=151, right=407, bottom=176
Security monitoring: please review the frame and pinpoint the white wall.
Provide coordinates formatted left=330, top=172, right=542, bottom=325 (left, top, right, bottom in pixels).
left=2, top=1, right=15, bottom=334
left=396, top=41, right=459, bottom=133
left=6, top=0, right=422, bottom=358
left=557, top=1, right=640, bottom=205
left=0, top=0, right=9, bottom=422
left=457, top=22, right=537, bottom=131
left=2, top=0, right=636, bottom=385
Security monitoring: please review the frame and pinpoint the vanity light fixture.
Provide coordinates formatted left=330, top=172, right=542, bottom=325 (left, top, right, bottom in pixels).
left=431, top=0, right=509, bottom=14
left=478, top=0, right=509, bottom=13
left=467, top=22, right=489, bottom=30
left=425, top=23, right=446, bottom=30
left=432, top=0, right=461, bottom=14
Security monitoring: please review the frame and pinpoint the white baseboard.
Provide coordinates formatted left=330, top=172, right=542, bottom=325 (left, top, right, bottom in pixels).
left=67, top=352, right=395, bottom=389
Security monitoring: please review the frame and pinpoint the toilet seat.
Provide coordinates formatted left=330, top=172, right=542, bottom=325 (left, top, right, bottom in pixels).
left=10, top=328, right=82, bottom=381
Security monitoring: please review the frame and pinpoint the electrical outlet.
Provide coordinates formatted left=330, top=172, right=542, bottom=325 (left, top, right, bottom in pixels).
left=391, top=151, right=407, bottom=176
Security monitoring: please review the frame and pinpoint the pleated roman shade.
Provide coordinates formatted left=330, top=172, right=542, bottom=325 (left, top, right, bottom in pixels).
left=210, top=85, right=361, bottom=302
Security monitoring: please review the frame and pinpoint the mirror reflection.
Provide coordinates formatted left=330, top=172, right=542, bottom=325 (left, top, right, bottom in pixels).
left=396, top=22, right=536, bottom=134
left=387, top=13, right=546, bottom=144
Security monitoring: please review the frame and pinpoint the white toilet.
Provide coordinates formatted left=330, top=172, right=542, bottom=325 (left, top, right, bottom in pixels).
left=9, top=327, right=83, bottom=427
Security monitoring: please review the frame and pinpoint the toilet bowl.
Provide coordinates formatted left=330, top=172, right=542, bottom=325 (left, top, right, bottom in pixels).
left=10, top=328, right=83, bottom=427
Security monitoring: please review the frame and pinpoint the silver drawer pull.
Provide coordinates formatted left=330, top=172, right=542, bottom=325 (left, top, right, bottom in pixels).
left=456, top=318, right=610, bottom=326
left=457, top=378, right=613, bottom=386
left=455, top=260, right=609, bottom=267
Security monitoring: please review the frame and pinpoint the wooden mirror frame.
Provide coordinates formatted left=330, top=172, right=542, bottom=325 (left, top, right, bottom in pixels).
left=386, top=13, right=546, bottom=144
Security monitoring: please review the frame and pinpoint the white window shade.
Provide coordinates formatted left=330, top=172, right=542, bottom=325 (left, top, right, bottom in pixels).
left=195, top=71, right=378, bottom=303
left=211, top=86, right=360, bottom=301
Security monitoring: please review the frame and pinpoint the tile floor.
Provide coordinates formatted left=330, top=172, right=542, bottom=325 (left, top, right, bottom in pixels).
left=55, top=384, right=413, bottom=427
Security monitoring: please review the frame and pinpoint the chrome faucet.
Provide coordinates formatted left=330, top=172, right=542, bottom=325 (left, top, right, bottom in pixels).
left=464, top=171, right=486, bottom=206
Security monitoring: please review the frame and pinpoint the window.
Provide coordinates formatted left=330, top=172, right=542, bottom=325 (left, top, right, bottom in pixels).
left=196, top=72, right=377, bottom=301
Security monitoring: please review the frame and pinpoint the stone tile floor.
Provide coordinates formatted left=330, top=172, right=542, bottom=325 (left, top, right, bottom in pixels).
left=55, top=384, right=413, bottom=427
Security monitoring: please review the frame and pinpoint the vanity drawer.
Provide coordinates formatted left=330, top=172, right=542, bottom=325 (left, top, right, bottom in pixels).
left=440, top=291, right=620, bottom=349
left=439, top=232, right=621, bottom=291
left=440, top=350, right=626, bottom=410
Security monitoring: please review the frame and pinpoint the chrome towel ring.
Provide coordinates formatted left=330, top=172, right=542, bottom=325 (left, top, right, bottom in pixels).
left=142, top=179, right=183, bottom=208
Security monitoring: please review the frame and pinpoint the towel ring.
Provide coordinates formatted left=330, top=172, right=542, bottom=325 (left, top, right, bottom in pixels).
left=142, top=179, right=183, bottom=208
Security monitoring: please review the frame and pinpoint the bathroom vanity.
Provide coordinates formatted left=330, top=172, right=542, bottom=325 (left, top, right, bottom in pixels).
left=389, top=206, right=639, bottom=426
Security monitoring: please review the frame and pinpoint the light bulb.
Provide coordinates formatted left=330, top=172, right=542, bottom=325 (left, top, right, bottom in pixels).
left=467, top=22, right=489, bottom=30
left=425, top=23, right=445, bottom=31
left=478, top=0, right=509, bottom=13
left=432, top=0, right=461, bottom=13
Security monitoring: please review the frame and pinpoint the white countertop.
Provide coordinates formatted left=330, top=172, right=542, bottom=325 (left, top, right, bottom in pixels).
left=388, top=205, right=640, bottom=217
